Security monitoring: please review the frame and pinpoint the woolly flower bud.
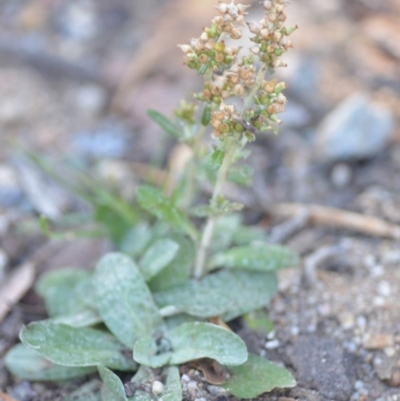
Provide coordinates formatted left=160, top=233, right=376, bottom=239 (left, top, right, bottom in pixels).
left=200, top=31, right=209, bottom=41
left=190, top=38, right=202, bottom=51
left=178, top=44, right=193, bottom=54
left=247, top=21, right=260, bottom=34
left=263, top=1, right=273, bottom=10
left=215, top=2, right=229, bottom=14
left=230, top=28, right=242, bottom=39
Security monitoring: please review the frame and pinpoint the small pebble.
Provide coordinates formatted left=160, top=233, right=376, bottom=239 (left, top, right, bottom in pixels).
left=265, top=339, right=280, bottom=349
left=11, top=381, right=36, bottom=401
left=181, top=374, right=191, bottom=383
left=377, top=281, right=391, bottom=297
left=152, top=380, right=164, bottom=395
left=330, top=163, right=352, bottom=188
left=207, top=385, right=228, bottom=395
left=356, top=316, right=367, bottom=332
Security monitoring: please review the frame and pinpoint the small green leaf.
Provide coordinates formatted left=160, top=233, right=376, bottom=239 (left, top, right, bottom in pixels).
left=162, top=366, right=182, bottom=401
left=134, top=322, right=247, bottom=368
left=209, top=214, right=242, bottom=253
left=232, top=226, right=267, bottom=245
left=201, top=103, right=212, bottom=126
left=243, top=309, right=274, bottom=335
left=137, top=186, right=198, bottom=240
left=228, top=165, right=254, bottom=186
left=127, top=366, right=153, bottom=401
left=35, top=269, right=90, bottom=318
left=139, top=239, right=179, bottom=281
left=98, top=366, right=128, bottom=401
left=222, top=354, right=296, bottom=398
left=147, top=109, right=182, bottom=139
left=5, top=344, right=95, bottom=381
left=93, top=253, right=164, bottom=349
left=208, top=244, right=299, bottom=272
left=64, top=379, right=102, bottom=401
left=148, top=233, right=194, bottom=292
left=209, top=149, right=225, bottom=171
left=20, top=321, right=136, bottom=371
left=120, top=223, right=152, bottom=257
left=154, top=270, right=278, bottom=321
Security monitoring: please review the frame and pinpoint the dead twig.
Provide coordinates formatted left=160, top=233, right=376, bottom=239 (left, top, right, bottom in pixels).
left=269, top=203, right=400, bottom=240
left=0, top=262, right=35, bottom=323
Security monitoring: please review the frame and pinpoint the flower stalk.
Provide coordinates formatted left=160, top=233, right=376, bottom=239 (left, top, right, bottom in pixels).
left=176, top=0, right=296, bottom=279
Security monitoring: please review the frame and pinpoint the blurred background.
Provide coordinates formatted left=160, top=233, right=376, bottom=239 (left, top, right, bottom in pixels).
left=1, top=1, right=400, bottom=399
left=0, top=0, right=399, bottom=259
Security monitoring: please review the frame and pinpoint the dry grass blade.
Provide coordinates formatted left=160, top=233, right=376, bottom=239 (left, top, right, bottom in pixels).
left=0, top=262, right=35, bottom=323
left=270, top=203, right=400, bottom=240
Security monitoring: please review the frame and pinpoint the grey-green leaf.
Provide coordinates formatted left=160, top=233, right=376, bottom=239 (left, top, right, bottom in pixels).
left=98, top=366, right=128, bottom=401
left=5, top=344, right=95, bottom=381
left=208, top=244, right=299, bottom=272
left=20, top=321, right=136, bottom=371
left=93, top=253, right=164, bottom=349
left=35, top=269, right=90, bottom=318
left=162, top=366, right=182, bottom=401
left=154, top=270, right=278, bottom=321
left=138, top=239, right=180, bottom=281
left=127, top=366, right=154, bottom=401
left=209, top=214, right=242, bottom=254
left=221, top=354, right=296, bottom=398
left=148, top=233, right=194, bottom=292
left=136, top=186, right=198, bottom=240
left=64, top=379, right=102, bottom=401
left=134, top=322, right=247, bottom=368
left=120, top=223, right=152, bottom=257
left=147, top=109, right=182, bottom=139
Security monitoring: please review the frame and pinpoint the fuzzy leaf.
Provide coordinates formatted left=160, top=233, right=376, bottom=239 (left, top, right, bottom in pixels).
left=120, top=223, right=152, bottom=257
left=127, top=366, right=153, bottom=401
left=35, top=269, right=90, bottom=318
left=231, top=226, right=267, bottom=245
left=162, top=366, right=182, bottom=401
left=93, top=253, right=164, bottom=349
left=209, top=149, right=225, bottom=171
left=20, top=321, right=136, bottom=371
left=134, top=322, right=247, bottom=368
left=138, top=239, right=180, bottom=281
left=222, top=354, right=296, bottom=398
left=154, top=270, right=277, bottom=321
left=148, top=233, right=194, bottom=292
left=98, top=366, right=128, bottom=401
left=209, top=214, right=242, bottom=253
left=208, top=244, right=299, bottom=272
left=147, top=109, right=182, bottom=139
left=53, top=309, right=102, bottom=328
left=36, top=269, right=101, bottom=328
left=5, top=344, right=95, bottom=381
left=136, top=186, right=198, bottom=240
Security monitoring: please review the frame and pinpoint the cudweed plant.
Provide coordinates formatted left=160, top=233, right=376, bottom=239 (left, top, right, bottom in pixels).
left=6, top=1, right=298, bottom=400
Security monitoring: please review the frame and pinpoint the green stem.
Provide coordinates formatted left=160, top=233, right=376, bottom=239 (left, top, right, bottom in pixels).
left=194, top=137, right=236, bottom=279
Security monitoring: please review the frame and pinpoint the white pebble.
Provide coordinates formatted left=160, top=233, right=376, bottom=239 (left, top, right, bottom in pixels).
left=265, top=339, right=280, bottom=349
left=377, top=281, right=391, bottom=297
left=181, top=374, right=191, bottom=383
left=152, top=381, right=164, bottom=395
left=330, top=163, right=352, bottom=188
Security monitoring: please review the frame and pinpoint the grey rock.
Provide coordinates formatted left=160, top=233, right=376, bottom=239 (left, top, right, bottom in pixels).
left=283, top=101, right=311, bottom=128
left=72, top=122, right=128, bottom=159
left=314, top=93, right=395, bottom=161
left=11, top=381, right=36, bottom=401
left=288, top=334, right=356, bottom=401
